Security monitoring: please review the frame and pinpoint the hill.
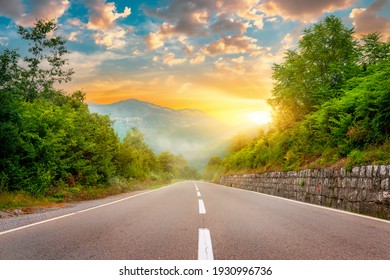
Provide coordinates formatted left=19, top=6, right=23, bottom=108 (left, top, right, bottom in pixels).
left=88, top=99, right=234, bottom=169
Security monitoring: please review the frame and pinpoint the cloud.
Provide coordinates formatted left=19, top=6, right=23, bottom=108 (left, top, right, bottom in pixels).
left=0, top=0, right=24, bottom=18
left=350, top=0, right=390, bottom=41
left=0, top=36, right=9, bottom=46
left=68, top=31, right=79, bottom=42
left=67, top=51, right=129, bottom=80
left=162, top=52, right=187, bottom=66
left=145, top=0, right=265, bottom=35
left=0, top=0, right=69, bottom=26
left=93, top=26, right=128, bottom=49
left=144, top=0, right=266, bottom=52
left=68, top=18, right=85, bottom=27
left=215, top=0, right=264, bottom=26
left=84, top=0, right=131, bottom=30
left=280, top=33, right=295, bottom=50
left=190, top=54, right=206, bottom=64
left=261, top=0, right=355, bottom=22
left=214, top=56, right=248, bottom=75
left=144, top=22, right=176, bottom=50
left=203, top=35, right=262, bottom=56
left=266, top=17, right=279, bottom=23
left=82, top=1, right=131, bottom=49
left=350, top=8, right=366, bottom=19
left=144, top=0, right=210, bottom=37
left=210, top=14, right=248, bottom=35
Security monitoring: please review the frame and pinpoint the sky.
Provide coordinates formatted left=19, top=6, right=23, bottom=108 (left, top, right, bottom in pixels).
left=0, top=0, right=389, bottom=125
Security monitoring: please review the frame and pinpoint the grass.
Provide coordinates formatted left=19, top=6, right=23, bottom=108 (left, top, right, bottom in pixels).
left=0, top=178, right=174, bottom=212
left=0, top=191, right=57, bottom=211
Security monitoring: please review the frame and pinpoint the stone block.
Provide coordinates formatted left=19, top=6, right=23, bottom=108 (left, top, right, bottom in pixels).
left=366, top=165, right=373, bottom=177
left=381, top=178, right=389, bottom=190
left=342, top=178, right=351, bottom=188
left=325, top=169, right=334, bottom=178
left=361, top=189, right=367, bottom=201
left=322, top=177, right=330, bottom=187
left=379, top=165, right=387, bottom=177
left=373, top=165, right=379, bottom=177
left=351, top=178, right=358, bottom=188
left=348, top=189, right=358, bottom=201
left=362, top=178, right=372, bottom=190
left=351, top=166, right=360, bottom=177
left=372, top=178, right=381, bottom=191
left=359, top=166, right=366, bottom=177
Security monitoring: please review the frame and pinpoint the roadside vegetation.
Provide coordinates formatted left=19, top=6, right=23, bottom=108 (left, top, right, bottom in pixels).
left=0, top=20, right=198, bottom=211
left=205, top=16, right=390, bottom=180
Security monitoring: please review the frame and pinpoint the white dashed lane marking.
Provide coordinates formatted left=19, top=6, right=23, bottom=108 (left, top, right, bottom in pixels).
left=198, top=228, right=214, bottom=260
left=198, top=199, right=206, bottom=214
left=194, top=182, right=214, bottom=260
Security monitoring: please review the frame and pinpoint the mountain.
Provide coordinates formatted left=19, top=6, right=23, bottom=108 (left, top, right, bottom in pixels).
left=88, top=99, right=234, bottom=169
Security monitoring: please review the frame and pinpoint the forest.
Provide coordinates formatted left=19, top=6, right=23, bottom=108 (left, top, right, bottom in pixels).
left=0, top=20, right=198, bottom=209
left=205, top=16, right=390, bottom=180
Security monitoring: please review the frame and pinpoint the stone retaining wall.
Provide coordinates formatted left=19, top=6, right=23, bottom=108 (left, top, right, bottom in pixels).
left=220, top=165, right=390, bottom=219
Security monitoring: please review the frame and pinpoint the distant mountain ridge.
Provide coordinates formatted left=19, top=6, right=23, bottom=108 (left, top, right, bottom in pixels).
left=88, top=99, right=232, bottom=169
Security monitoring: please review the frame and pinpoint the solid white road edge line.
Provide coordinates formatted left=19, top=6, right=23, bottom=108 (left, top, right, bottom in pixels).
left=0, top=183, right=178, bottom=236
left=203, top=181, right=390, bottom=224
left=198, top=199, right=206, bottom=214
left=198, top=228, right=214, bottom=260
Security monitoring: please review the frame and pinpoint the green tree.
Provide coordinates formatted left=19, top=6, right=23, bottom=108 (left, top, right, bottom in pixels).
left=228, top=134, right=251, bottom=154
left=16, top=19, right=74, bottom=102
left=116, top=128, right=156, bottom=179
left=157, top=151, right=176, bottom=175
left=359, top=33, right=390, bottom=67
left=269, top=16, right=358, bottom=126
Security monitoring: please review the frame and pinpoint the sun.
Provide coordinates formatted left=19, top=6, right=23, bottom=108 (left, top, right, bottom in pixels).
left=247, top=111, right=272, bottom=125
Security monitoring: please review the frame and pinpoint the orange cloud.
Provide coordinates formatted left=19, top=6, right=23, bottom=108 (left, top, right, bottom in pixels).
left=190, top=54, right=206, bottom=64
left=84, top=0, right=130, bottom=30
left=82, top=0, right=131, bottom=49
left=203, top=35, right=261, bottom=56
left=210, top=15, right=248, bottom=35
left=68, top=31, right=79, bottom=42
left=0, top=0, right=70, bottom=26
left=144, top=22, right=176, bottom=50
left=162, top=52, right=187, bottom=66
left=261, top=0, right=355, bottom=22
left=92, top=26, right=127, bottom=49
left=350, top=0, right=390, bottom=41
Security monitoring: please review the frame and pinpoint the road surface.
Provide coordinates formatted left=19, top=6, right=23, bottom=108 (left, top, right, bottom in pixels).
left=0, top=181, right=389, bottom=259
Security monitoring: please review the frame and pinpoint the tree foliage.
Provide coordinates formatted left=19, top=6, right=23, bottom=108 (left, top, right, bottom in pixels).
left=0, top=20, right=197, bottom=197
left=211, top=16, right=390, bottom=177
left=17, top=19, right=74, bottom=102
left=269, top=16, right=359, bottom=126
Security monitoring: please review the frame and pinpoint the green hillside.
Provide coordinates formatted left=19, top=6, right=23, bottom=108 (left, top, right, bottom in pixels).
left=206, top=16, right=390, bottom=179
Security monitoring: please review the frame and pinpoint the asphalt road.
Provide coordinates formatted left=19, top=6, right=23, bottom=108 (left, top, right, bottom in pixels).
left=0, top=181, right=389, bottom=259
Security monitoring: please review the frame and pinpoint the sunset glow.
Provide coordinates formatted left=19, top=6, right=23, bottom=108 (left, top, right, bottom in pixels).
left=1, top=0, right=388, bottom=126
left=248, top=111, right=273, bottom=125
